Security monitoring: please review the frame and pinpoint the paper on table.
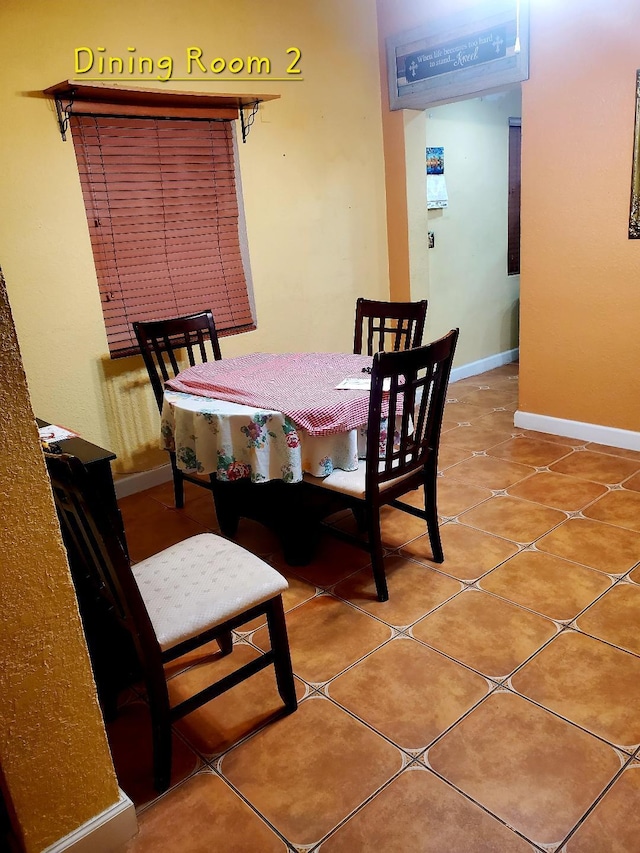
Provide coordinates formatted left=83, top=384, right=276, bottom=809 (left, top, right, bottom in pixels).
left=335, top=377, right=391, bottom=391
left=38, top=424, right=79, bottom=442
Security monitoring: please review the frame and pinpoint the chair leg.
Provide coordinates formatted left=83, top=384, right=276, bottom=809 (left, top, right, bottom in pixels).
left=146, top=675, right=173, bottom=793
left=217, top=630, right=233, bottom=656
left=209, top=475, right=240, bottom=537
left=424, top=465, right=443, bottom=563
left=265, top=596, right=297, bottom=713
left=352, top=504, right=367, bottom=532
left=366, top=503, right=389, bottom=602
left=170, top=452, right=185, bottom=509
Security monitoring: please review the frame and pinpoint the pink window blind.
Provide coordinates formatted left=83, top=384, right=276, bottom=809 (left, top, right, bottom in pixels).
left=70, top=114, right=255, bottom=357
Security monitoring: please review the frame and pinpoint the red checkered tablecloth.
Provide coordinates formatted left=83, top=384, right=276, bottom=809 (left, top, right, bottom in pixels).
left=165, top=352, right=374, bottom=436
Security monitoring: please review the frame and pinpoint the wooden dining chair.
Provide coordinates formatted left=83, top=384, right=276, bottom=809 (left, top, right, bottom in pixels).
left=45, top=451, right=297, bottom=793
left=353, top=298, right=428, bottom=356
left=133, top=310, right=222, bottom=509
left=305, top=329, right=459, bottom=602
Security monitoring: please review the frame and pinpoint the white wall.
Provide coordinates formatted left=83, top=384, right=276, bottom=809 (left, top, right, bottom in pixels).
left=406, top=88, right=522, bottom=366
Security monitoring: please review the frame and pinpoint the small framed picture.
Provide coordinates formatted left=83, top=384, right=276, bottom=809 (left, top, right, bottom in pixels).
left=426, top=147, right=444, bottom=175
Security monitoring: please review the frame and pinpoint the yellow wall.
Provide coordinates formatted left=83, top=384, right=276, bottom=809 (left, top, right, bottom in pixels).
left=519, top=0, right=640, bottom=431
left=403, top=109, right=430, bottom=307
left=0, top=0, right=389, bottom=475
left=377, top=0, right=640, bottom=433
left=0, top=270, right=119, bottom=852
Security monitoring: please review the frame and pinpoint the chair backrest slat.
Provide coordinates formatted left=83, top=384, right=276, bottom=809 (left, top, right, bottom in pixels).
left=354, top=298, right=428, bottom=356
left=365, top=329, right=459, bottom=491
left=133, top=310, right=222, bottom=413
left=195, top=329, right=208, bottom=363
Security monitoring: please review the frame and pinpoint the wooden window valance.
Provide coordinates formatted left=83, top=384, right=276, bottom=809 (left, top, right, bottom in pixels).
left=44, top=82, right=277, bottom=357
left=44, top=81, right=280, bottom=142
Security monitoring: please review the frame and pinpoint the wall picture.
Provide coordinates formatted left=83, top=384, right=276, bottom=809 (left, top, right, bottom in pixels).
left=386, top=0, right=529, bottom=110
left=629, top=69, right=640, bottom=238
left=426, top=147, right=445, bottom=174
left=427, top=146, right=447, bottom=209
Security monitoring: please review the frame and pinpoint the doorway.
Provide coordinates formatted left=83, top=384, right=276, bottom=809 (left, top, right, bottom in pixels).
left=405, top=86, right=522, bottom=376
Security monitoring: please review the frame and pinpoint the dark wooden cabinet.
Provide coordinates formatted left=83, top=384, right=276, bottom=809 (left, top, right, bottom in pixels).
left=39, top=419, right=140, bottom=718
left=38, top=418, right=128, bottom=556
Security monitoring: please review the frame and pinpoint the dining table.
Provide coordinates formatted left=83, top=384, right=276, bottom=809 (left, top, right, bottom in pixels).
left=160, top=351, right=394, bottom=562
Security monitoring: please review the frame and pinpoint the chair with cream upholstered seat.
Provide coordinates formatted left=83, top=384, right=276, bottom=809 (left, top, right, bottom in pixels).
left=45, top=451, right=297, bottom=793
left=305, top=329, right=458, bottom=602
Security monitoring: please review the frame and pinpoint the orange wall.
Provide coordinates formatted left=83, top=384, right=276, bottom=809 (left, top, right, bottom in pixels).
left=377, top=0, right=640, bottom=432
left=519, top=0, right=640, bottom=431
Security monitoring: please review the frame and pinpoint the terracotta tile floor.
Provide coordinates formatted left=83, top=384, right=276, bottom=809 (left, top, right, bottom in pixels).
left=113, top=363, right=640, bottom=852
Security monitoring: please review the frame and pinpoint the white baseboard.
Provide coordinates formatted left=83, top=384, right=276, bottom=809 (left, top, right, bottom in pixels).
left=514, top=410, right=640, bottom=452
left=114, top=464, right=172, bottom=499
left=43, top=789, right=137, bottom=853
left=449, top=347, right=519, bottom=383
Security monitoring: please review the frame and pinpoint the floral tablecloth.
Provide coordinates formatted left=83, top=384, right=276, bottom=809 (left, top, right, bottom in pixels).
left=161, top=390, right=374, bottom=483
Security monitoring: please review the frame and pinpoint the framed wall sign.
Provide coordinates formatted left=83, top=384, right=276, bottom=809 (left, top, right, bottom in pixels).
left=629, top=69, right=640, bottom=239
left=386, top=0, right=529, bottom=111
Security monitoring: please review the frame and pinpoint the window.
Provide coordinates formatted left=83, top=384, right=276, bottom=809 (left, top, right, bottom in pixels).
left=507, top=117, right=522, bottom=276
left=44, top=83, right=278, bottom=358
left=71, top=113, right=254, bottom=356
